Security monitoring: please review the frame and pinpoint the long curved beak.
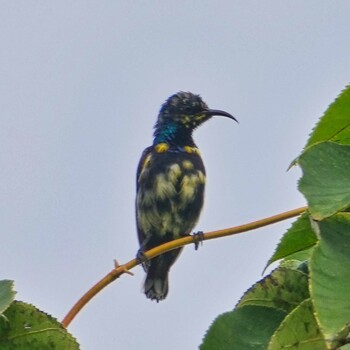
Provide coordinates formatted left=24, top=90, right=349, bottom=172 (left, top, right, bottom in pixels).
left=204, top=109, right=238, bottom=123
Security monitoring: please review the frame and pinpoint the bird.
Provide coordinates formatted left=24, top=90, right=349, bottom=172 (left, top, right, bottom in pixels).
left=136, top=91, right=237, bottom=302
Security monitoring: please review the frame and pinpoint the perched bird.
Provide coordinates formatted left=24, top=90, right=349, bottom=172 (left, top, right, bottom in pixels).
left=136, top=91, right=237, bottom=301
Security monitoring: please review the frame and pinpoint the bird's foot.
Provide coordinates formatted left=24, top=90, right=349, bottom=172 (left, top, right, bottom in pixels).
left=192, top=231, right=205, bottom=250
left=136, top=249, right=151, bottom=270
left=114, top=259, right=134, bottom=276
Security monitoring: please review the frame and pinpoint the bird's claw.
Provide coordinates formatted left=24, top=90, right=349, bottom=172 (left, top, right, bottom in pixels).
left=192, top=231, right=205, bottom=250
left=136, top=249, right=151, bottom=271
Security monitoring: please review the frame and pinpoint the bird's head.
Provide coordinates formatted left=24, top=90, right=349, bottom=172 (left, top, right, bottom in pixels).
left=153, top=92, right=237, bottom=144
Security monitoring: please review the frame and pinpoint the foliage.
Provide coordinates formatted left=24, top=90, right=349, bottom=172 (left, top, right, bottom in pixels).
left=0, top=282, right=79, bottom=349
left=201, top=85, right=350, bottom=349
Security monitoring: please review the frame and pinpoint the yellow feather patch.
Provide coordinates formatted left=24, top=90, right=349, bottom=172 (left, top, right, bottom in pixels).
left=195, top=114, right=206, bottom=122
left=197, top=170, right=206, bottom=184
left=183, top=146, right=200, bottom=155
left=137, top=210, right=160, bottom=233
left=182, top=160, right=194, bottom=170
left=155, top=143, right=169, bottom=153
left=182, top=115, right=191, bottom=128
left=138, top=154, right=152, bottom=182
left=168, top=164, right=182, bottom=183
left=154, top=173, right=176, bottom=200
left=180, top=174, right=199, bottom=205
left=142, top=154, right=152, bottom=169
left=138, top=189, right=154, bottom=206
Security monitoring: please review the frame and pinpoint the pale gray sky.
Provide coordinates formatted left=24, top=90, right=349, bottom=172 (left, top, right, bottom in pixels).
left=1, top=2, right=350, bottom=349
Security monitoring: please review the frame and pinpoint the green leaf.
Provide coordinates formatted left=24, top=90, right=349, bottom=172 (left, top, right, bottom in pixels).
left=0, top=280, right=16, bottom=315
left=0, top=301, right=79, bottom=349
left=305, top=85, right=350, bottom=148
left=279, top=260, right=310, bottom=277
left=237, top=268, right=309, bottom=313
left=289, top=85, right=350, bottom=169
left=268, top=299, right=326, bottom=350
left=310, top=213, right=350, bottom=344
left=281, top=248, right=314, bottom=265
left=200, top=305, right=286, bottom=350
left=298, top=142, right=350, bottom=220
left=266, top=213, right=317, bottom=267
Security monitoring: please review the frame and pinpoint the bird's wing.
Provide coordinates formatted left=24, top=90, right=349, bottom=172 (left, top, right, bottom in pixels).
left=136, top=146, right=154, bottom=246
left=136, top=146, right=153, bottom=191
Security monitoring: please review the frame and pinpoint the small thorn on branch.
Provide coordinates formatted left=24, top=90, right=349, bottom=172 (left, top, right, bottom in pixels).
left=114, top=259, right=134, bottom=276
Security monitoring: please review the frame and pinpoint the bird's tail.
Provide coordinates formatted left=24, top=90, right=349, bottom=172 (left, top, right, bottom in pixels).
left=144, top=248, right=182, bottom=302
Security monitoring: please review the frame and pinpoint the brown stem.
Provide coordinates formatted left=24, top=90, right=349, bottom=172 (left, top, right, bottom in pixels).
left=61, top=206, right=307, bottom=327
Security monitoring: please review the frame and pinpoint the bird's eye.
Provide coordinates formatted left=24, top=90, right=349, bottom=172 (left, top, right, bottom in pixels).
left=183, top=106, right=193, bottom=113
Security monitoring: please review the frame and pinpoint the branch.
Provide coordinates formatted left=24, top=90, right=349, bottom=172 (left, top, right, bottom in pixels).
left=61, top=206, right=307, bottom=327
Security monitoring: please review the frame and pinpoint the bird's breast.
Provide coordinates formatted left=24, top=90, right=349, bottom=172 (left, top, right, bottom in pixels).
left=136, top=148, right=206, bottom=238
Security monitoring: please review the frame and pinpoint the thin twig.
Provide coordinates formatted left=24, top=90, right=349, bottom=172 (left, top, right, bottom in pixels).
left=61, top=206, right=307, bottom=327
